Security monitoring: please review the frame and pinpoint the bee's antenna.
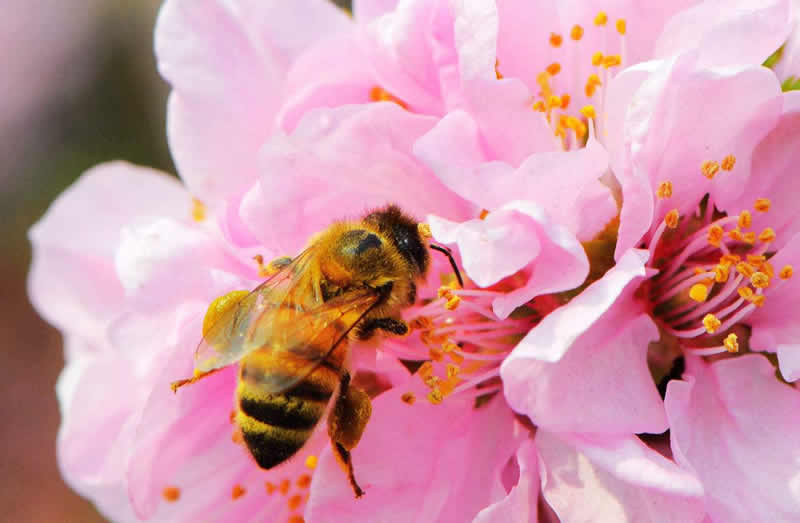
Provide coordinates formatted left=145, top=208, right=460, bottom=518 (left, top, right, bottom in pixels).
left=429, top=244, right=464, bottom=288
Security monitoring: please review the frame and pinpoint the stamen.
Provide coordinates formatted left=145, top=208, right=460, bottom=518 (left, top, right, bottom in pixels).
left=707, top=224, right=724, bottom=246
left=571, top=25, right=584, bottom=40
left=495, top=59, right=503, bottom=79
left=721, top=154, right=736, bottom=171
left=550, top=33, right=563, bottom=47
left=616, top=19, right=627, bottom=35
left=665, top=209, right=680, bottom=228
left=533, top=100, right=546, bottom=112
left=581, top=105, right=596, bottom=118
left=232, top=484, right=246, bottom=500
left=738, top=286, right=754, bottom=299
left=369, top=86, right=408, bottom=109
left=754, top=198, right=771, bottom=212
left=401, top=391, right=416, bottom=404
left=701, top=160, right=720, bottom=179
left=736, top=262, right=756, bottom=278
left=724, top=333, right=739, bottom=352
left=591, top=52, right=604, bottom=66
left=702, top=313, right=721, bottom=334
left=738, top=210, right=752, bottom=229
left=602, top=55, right=622, bottom=68
left=546, top=62, right=561, bottom=76
left=758, top=227, right=776, bottom=243
left=585, top=74, right=602, bottom=96
left=689, top=283, right=709, bottom=302
left=594, top=12, right=608, bottom=25
left=289, top=516, right=305, bottom=523
left=750, top=272, right=770, bottom=289
left=162, top=486, right=181, bottom=502
left=657, top=181, right=673, bottom=199
left=305, top=455, right=318, bottom=470
left=780, top=265, right=794, bottom=279
left=191, top=198, right=206, bottom=222
left=428, top=388, right=444, bottom=405
left=560, top=94, right=571, bottom=109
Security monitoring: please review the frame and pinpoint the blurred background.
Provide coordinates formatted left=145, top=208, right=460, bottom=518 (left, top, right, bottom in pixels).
left=2, top=1, right=172, bottom=521
left=2, top=1, right=351, bottom=521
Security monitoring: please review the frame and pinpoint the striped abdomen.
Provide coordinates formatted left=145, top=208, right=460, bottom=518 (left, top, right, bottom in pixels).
left=235, top=339, right=347, bottom=469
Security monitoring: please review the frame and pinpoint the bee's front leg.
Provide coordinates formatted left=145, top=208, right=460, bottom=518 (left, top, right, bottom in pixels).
left=328, top=372, right=371, bottom=498
left=355, top=317, right=409, bottom=340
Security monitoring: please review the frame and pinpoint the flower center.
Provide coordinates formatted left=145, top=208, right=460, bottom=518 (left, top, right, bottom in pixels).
left=529, top=11, right=628, bottom=150
left=386, top=284, right=533, bottom=405
left=643, top=159, right=793, bottom=356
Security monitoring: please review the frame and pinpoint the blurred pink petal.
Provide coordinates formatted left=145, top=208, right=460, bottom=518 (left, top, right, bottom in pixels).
left=665, top=355, right=800, bottom=521
left=537, top=431, right=705, bottom=523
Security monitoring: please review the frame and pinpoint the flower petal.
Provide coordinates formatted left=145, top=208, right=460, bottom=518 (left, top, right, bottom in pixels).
left=472, top=439, right=541, bottom=523
left=664, top=354, right=800, bottom=521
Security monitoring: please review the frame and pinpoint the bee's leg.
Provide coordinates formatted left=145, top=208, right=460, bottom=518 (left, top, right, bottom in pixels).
left=328, top=371, right=371, bottom=498
left=170, top=367, right=222, bottom=392
left=255, top=255, right=292, bottom=277
left=355, top=317, right=409, bottom=341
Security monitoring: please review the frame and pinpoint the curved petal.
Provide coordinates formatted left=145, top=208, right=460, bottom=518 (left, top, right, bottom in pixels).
left=472, top=439, right=541, bottom=523
left=665, top=354, right=800, bottom=521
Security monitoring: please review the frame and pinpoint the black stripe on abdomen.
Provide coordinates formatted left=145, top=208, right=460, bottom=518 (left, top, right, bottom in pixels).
left=241, top=425, right=309, bottom=470
left=238, top=395, right=323, bottom=430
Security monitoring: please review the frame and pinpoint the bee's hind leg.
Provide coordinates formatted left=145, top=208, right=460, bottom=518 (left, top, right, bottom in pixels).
left=328, top=371, right=372, bottom=498
left=355, top=317, right=409, bottom=341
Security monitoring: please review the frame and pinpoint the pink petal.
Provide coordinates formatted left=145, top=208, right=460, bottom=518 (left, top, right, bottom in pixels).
left=306, top=383, right=524, bottom=523
left=240, top=103, right=471, bottom=254
left=655, top=0, right=792, bottom=67
left=27, top=161, right=190, bottom=349
left=155, top=0, right=352, bottom=203
left=537, top=431, right=705, bottom=523
left=353, top=0, right=400, bottom=23
left=665, top=354, right=800, bottom=521
left=502, top=312, right=667, bottom=435
left=473, top=439, right=541, bottom=523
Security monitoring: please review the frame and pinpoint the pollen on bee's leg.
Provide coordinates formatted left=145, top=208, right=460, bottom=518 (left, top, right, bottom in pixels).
left=203, top=290, right=250, bottom=337
left=162, top=486, right=181, bottom=502
left=170, top=367, right=222, bottom=393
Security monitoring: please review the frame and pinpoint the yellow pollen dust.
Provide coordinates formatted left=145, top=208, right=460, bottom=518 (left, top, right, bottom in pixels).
left=550, top=33, right=563, bottom=47
left=571, top=25, right=584, bottom=40
left=665, top=209, right=680, bottom=229
left=603, top=55, right=622, bottom=68
left=191, top=198, right=206, bottom=222
left=546, top=62, right=561, bottom=76
left=401, top=391, right=416, bottom=405
left=548, top=95, right=562, bottom=108
left=738, top=286, right=754, bottom=299
left=714, top=264, right=730, bottom=283
left=616, top=19, right=627, bottom=35
left=721, top=154, right=736, bottom=171
left=759, top=227, right=776, bottom=243
left=533, top=100, right=546, bottom=112
left=594, top=12, right=608, bottom=25
left=585, top=74, right=602, bottom=97
left=701, top=160, right=720, bottom=179
left=162, top=486, right=181, bottom=502
left=657, top=181, right=673, bottom=199
left=305, top=455, right=318, bottom=470
left=754, top=198, right=772, bottom=212
left=297, top=474, right=312, bottom=489
left=446, top=364, right=461, bottom=378
left=780, top=265, right=794, bottom=279
left=724, top=333, right=739, bottom=353
left=370, top=86, right=408, bottom=109
left=288, top=494, right=303, bottom=511
left=736, top=262, right=756, bottom=278
left=591, top=52, right=604, bottom=66
left=708, top=224, right=724, bottom=245
left=428, top=387, right=444, bottom=405
left=232, top=484, right=246, bottom=500
left=689, top=283, right=709, bottom=302
left=750, top=272, right=770, bottom=289
left=738, top=211, right=752, bottom=229
left=702, top=314, right=722, bottom=334
left=581, top=105, right=596, bottom=119
left=560, top=94, right=571, bottom=109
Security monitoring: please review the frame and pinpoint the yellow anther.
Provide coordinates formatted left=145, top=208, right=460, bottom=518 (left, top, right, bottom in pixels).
left=585, top=74, right=602, bottom=97
left=297, top=475, right=312, bottom=489
left=665, top=209, right=680, bottom=229
left=762, top=261, right=775, bottom=278
left=738, top=286, right=754, bottom=299
left=479, top=209, right=490, bottom=220
left=571, top=25, right=584, bottom=40
left=751, top=294, right=766, bottom=307
left=560, top=93, right=571, bottom=109
left=657, top=181, right=673, bottom=199
left=550, top=33, right=563, bottom=47
left=289, top=516, right=306, bottom=523
left=738, top=210, right=752, bottom=229
left=305, top=455, right=318, bottom=470
left=746, top=254, right=766, bottom=266
left=701, top=160, right=720, bottom=179
left=758, top=227, right=776, bottom=243
left=707, top=224, right=724, bottom=246
left=418, top=222, right=432, bottom=239
left=736, top=262, right=756, bottom=278
left=442, top=341, right=459, bottom=353
left=743, top=231, right=756, bottom=244
left=162, top=486, right=181, bottom=502
left=548, top=95, right=562, bottom=108
left=495, top=58, right=503, bottom=79
left=429, top=348, right=444, bottom=362
left=750, top=272, right=770, bottom=289
left=266, top=482, right=276, bottom=495
left=581, top=105, right=596, bottom=118
left=418, top=361, right=434, bottom=379
left=754, top=198, right=771, bottom=212
left=446, top=364, right=461, bottom=379
left=602, top=55, right=622, bottom=68
left=594, top=12, right=608, bottom=25
left=445, top=295, right=461, bottom=310
left=428, top=387, right=444, bottom=404
left=191, top=198, right=206, bottom=222
left=232, top=484, right=247, bottom=500
left=449, top=351, right=464, bottom=364
left=370, top=86, right=408, bottom=109
left=727, top=227, right=742, bottom=240
left=694, top=267, right=706, bottom=275
left=689, top=283, right=709, bottom=302
left=721, top=154, right=736, bottom=171
left=533, top=100, right=546, bottom=112
left=546, top=62, right=561, bottom=76
left=720, top=254, right=741, bottom=266
left=702, top=313, right=722, bottom=334
left=616, top=19, right=627, bottom=35
left=591, top=52, right=604, bottom=66
left=277, top=479, right=290, bottom=495
left=724, top=333, right=739, bottom=353
left=288, top=494, right=303, bottom=511
left=714, top=264, right=729, bottom=283
left=779, top=265, right=793, bottom=279
left=565, top=116, right=587, bottom=138
left=401, top=391, right=416, bottom=405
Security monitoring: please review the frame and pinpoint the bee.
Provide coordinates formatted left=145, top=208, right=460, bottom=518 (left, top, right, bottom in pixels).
left=171, top=205, right=461, bottom=497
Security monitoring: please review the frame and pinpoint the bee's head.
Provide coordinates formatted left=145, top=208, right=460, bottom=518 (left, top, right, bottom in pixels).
left=363, top=205, right=430, bottom=277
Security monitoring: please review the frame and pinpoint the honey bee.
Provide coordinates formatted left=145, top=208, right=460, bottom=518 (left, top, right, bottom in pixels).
left=171, top=205, right=461, bottom=497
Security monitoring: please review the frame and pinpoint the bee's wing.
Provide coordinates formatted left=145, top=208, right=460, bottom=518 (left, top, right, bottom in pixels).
left=192, top=247, right=322, bottom=373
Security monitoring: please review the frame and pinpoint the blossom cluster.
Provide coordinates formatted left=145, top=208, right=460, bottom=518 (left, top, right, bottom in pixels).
left=29, top=0, right=800, bottom=521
